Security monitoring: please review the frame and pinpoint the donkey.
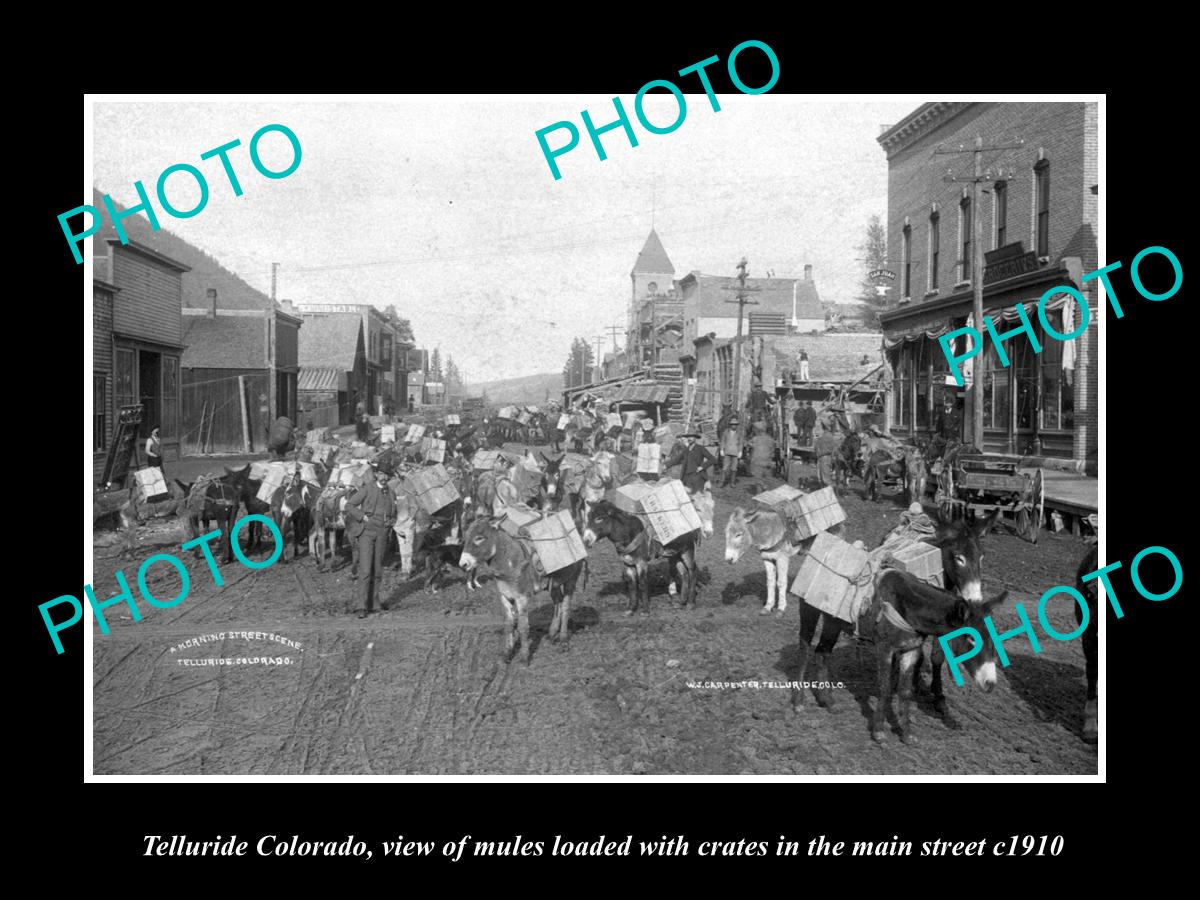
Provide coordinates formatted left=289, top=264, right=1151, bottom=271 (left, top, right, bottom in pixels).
left=309, top=484, right=358, bottom=573
left=869, top=569, right=1006, bottom=744
left=180, top=468, right=247, bottom=565
left=583, top=500, right=699, bottom=614
left=724, top=506, right=840, bottom=616
left=272, top=466, right=320, bottom=563
left=537, top=452, right=569, bottom=513
left=460, top=518, right=588, bottom=663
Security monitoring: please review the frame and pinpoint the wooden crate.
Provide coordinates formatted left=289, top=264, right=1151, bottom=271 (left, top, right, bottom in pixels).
left=380, top=424, right=396, bottom=444
left=408, top=463, right=460, bottom=513
left=500, top=405, right=519, bottom=421
left=781, top=486, right=847, bottom=540
left=133, top=467, right=168, bottom=501
left=557, top=414, right=571, bottom=430
left=405, top=424, right=426, bottom=445
left=640, top=479, right=703, bottom=544
left=524, top=508, right=588, bottom=574
left=445, top=414, right=461, bottom=426
left=498, top=503, right=542, bottom=537
left=256, top=462, right=289, bottom=502
left=636, top=442, right=661, bottom=475
left=297, top=462, right=321, bottom=487
left=517, top=410, right=532, bottom=425
left=605, top=412, right=622, bottom=430
left=888, top=541, right=944, bottom=587
left=305, top=428, right=328, bottom=446
left=609, top=480, right=654, bottom=515
left=248, top=460, right=273, bottom=481
left=332, top=461, right=369, bottom=488
left=423, top=438, right=447, bottom=464
left=754, top=484, right=804, bottom=507
left=790, top=531, right=872, bottom=623
left=471, top=449, right=502, bottom=471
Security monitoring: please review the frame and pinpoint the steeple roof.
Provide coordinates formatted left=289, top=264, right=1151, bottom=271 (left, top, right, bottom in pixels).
left=631, top=229, right=675, bottom=276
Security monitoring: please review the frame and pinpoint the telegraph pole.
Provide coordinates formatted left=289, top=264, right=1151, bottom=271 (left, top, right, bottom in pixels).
left=722, top=258, right=761, bottom=414
left=936, top=135, right=1023, bottom=449
left=593, top=335, right=606, bottom=382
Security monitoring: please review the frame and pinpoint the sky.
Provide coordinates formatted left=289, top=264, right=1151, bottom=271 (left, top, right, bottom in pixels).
left=92, top=97, right=915, bottom=384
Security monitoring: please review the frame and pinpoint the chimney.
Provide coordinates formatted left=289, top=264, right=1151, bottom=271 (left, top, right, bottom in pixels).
left=804, top=264, right=813, bottom=281
left=207, top=288, right=218, bottom=318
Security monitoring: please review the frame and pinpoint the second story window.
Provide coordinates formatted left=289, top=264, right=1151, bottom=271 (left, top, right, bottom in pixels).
left=902, top=225, right=912, bottom=297
left=1035, top=160, right=1050, bottom=257
left=929, top=212, right=940, bottom=291
left=994, top=180, right=1008, bottom=247
left=960, top=196, right=972, bottom=282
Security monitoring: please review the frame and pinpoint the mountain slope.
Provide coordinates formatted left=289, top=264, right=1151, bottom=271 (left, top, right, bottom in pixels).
left=467, top=372, right=563, bottom=404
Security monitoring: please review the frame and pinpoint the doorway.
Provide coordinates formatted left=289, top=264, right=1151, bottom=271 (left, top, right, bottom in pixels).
left=138, top=351, right=161, bottom=437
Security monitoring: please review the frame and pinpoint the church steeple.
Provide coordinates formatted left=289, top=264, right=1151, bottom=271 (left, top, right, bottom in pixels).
left=631, top=228, right=675, bottom=278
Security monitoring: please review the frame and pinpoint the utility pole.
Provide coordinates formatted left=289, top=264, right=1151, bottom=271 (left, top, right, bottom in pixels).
left=721, top=258, right=760, bottom=415
left=604, top=323, right=623, bottom=351
left=270, top=262, right=279, bottom=301
left=593, top=335, right=605, bottom=382
left=936, top=134, right=1023, bottom=449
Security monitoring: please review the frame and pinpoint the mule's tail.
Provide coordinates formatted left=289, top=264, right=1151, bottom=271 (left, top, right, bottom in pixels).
left=580, top=557, right=590, bottom=594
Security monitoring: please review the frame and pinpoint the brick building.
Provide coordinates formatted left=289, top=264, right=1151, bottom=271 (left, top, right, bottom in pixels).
left=877, top=102, right=1098, bottom=467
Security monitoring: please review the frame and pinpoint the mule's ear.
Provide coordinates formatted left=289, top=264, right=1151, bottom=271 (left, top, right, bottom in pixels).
left=982, top=590, right=1009, bottom=615
left=539, top=451, right=550, bottom=463
left=951, top=598, right=971, bottom=627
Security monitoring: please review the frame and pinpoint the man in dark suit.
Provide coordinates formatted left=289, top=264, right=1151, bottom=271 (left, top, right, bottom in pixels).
left=344, top=460, right=397, bottom=618
left=666, top=433, right=719, bottom=494
left=929, top=394, right=962, bottom=461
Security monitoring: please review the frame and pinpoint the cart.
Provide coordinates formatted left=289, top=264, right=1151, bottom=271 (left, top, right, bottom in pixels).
left=936, top=452, right=1044, bottom=543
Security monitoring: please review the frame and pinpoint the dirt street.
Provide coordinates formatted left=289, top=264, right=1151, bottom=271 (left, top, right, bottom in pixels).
left=91, top=451, right=1098, bottom=775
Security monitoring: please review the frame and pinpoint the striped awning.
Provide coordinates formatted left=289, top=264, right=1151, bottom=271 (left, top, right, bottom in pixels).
left=298, top=366, right=344, bottom=392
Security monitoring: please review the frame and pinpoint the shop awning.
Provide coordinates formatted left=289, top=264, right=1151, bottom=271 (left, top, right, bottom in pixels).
left=298, top=366, right=344, bottom=392
left=882, top=292, right=1083, bottom=348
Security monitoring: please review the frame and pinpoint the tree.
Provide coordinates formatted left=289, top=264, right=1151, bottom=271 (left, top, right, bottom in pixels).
left=856, top=215, right=891, bottom=327
left=444, top=355, right=462, bottom=387
left=429, top=347, right=443, bottom=382
left=562, top=337, right=595, bottom=389
left=382, top=303, right=415, bottom=343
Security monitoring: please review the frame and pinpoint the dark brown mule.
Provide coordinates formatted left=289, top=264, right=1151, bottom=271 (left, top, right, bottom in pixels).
left=583, top=500, right=699, bottom=614
left=178, top=467, right=248, bottom=565
left=869, top=570, right=1006, bottom=744
left=459, top=518, right=587, bottom=663
left=272, top=467, right=321, bottom=563
left=790, top=509, right=998, bottom=716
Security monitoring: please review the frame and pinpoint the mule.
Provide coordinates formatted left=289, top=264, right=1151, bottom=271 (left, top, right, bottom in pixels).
left=309, top=484, right=358, bottom=573
left=179, top=468, right=247, bottom=564
left=537, top=452, right=568, bottom=513
left=868, top=570, right=1006, bottom=743
left=272, top=466, right=320, bottom=563
left=724, top=506, right=839, bottom=616
left=860, top=432, right=927, bottom=505
left=460, top=518, right=588, bottom=663
left=788, top=508, right=999, bottom=716
left=583, top=500, right=699, bottom=614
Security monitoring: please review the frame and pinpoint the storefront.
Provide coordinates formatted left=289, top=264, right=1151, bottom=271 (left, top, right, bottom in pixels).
left=881, top=251, right=1092, bottom=461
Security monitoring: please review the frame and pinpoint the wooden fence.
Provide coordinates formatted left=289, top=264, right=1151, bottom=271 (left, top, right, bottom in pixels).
left=181, top=371, right=269, bottom=454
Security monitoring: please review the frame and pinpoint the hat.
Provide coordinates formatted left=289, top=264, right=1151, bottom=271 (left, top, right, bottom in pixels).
left=680, top=432, right=701, bottom=439
left=642, top=419, right=655, bottom=430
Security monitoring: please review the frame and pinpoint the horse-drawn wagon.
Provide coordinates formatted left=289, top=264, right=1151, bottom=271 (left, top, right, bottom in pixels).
left=935, top=452, right=1044, bottom=543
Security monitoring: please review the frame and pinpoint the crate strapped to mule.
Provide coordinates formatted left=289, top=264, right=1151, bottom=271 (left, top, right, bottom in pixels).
left=421, top=436, right=447, bottom=463
left=133, top=466, right=169, bottom=503
left=471, top=449, right=503, bottom=471
left=404, top=424, right=426, bottom=445
left=790, top=531, right=876, bottom=623
left=331, top=460, right=370, bottom=489
left=255, top=461, right=292, bottom=502
left=609, top=480, right=655, bottom=515
left=636, top=441, right=661, bottom=475
left=380, top=424, right=396, bottom=444
left=776, top=486, right=847, bottom=541
left=499, top=506, right=588, bottom=575
left=886, top=541, right=944, bottom=588
left=639, top=478, right=704, bottom=545
left=445, top=413, right=461, bottom=426
left=557, top=413, right=571, bottom=431
left=752, top=484, right=804, bottom=507
left=408, top=463, right=460, bottom=514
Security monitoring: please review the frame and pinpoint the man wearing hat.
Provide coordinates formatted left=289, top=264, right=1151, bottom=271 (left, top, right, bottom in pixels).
left=929, top=393, right=962, bottom=461
left=794, top=400, right=817, bottom=447
left=719, top=414, right=743, bottom=487
left=344, top=459, right=397, bottom=618
left=665, top=432, right=718, bottom=494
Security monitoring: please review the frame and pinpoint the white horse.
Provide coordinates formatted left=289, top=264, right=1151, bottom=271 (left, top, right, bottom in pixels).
left=723, top=506, right=809, bottom=615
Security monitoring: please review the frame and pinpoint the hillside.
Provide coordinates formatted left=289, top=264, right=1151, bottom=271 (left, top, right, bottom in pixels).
left=467, top=372, right=563, bottom=404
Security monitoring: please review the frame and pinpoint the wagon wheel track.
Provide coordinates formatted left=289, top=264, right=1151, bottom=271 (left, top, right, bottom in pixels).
left=267, top=631, right=323, bottom=774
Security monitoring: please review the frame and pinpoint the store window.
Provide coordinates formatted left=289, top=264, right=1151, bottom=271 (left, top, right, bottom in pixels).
left=1035, top=160, right=1050, bottom=257
left=93, top=374, right=108, bottom=451
left=162, top=355, right=179, bottom=439
left=1040, top=308, right=1075, bottom=430
left=1012, top=331, right=1036, bottom=431
left=929, top=213, right=940, bottom=290
left=915, top=338, right=932, bottom=429
left=115, top=348, right=135, bottom=411
left=994, top=181, right=1008, bottom=247
left=982, top=339, right=1009, bottom=431
left=891, top=346, right=910, bottom=428
left=902, top=225, right=912, bottom=297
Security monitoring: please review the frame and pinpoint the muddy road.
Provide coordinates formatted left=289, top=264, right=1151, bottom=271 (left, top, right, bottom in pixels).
left=91, top=454, right=1098, bottom=775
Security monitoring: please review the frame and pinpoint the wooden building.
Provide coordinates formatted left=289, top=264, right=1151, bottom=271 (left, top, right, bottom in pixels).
left=92, top=240, right=188, bottom=481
